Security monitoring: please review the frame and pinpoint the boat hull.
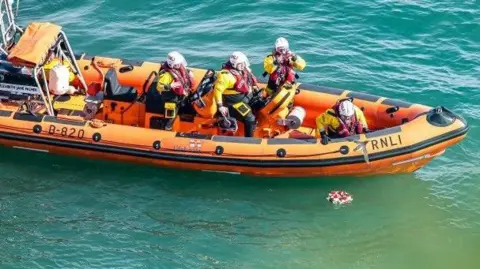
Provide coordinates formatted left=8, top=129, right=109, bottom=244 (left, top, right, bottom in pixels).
left=0, top=109, right=468, bottom=177
left=0, top=53, right=469, bottom=177
left=0, top=136, right=458, bottom=177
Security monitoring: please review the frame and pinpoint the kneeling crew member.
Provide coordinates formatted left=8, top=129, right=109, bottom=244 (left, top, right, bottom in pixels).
left=315, top=99, right=369, bottom=145
left=214, top=51, right=259, bottom=137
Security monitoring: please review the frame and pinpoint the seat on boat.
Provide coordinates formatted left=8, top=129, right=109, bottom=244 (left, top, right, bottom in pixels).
left=104, top=68, right=137, bottom=102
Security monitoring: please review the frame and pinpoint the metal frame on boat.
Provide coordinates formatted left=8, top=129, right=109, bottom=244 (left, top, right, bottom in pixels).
left=0, top=0, right=88, bottom=116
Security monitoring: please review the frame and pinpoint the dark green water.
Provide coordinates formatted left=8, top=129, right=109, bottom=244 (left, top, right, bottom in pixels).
left=1, top=0, right=479, bottom=268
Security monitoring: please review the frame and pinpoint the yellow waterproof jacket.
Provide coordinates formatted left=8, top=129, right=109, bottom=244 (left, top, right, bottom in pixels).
left=315, top=106, right=368, bottom=137
left=156, top=71, right=175, bottom=93
left=213, top=69, right=241, bottom=105
left=263, top=54, right=306, bottom=75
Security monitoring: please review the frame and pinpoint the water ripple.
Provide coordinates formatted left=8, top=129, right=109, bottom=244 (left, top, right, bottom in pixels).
left=2, top=0, right=480, bottom=268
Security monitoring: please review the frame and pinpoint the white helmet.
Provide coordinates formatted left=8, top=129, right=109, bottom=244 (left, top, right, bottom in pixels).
left=166, top=51, right=187, bottom=69
left=229, top=51, right=250, bottom=71
left=338, top=100, right=355, bottom=118
left=275, top=37, right=289, bottom=53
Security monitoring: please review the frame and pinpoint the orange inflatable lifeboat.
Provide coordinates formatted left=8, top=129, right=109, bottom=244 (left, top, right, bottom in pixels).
left=0, top=17, right=469, bottom=177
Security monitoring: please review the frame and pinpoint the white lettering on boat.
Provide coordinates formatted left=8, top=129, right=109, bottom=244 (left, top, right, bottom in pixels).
left=0, top=82, right=39, bottom=95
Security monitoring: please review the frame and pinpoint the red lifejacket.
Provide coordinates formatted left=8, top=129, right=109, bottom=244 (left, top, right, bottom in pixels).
left=333, top=102, right=363, bottom=137
left=268, top=52, right=296, bottom=88
left=223, top=63, right=257, bottom=94
left=161, top=63, right=194, bottom=96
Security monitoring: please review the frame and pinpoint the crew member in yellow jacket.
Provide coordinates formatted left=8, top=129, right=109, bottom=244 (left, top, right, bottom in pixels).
left=263, top=37, right=306, bottom=95
left=214, top=51, right=259, bottom=137
left=156, top=51, right=195, bottom=130
left=316, top=99, right=370, bottom=145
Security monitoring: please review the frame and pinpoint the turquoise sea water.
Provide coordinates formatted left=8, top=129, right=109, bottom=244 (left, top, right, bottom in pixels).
left=1, top=0, right=479, bottom=268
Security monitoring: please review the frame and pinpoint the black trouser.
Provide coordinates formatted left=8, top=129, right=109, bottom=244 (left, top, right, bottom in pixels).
left=266, top=79, right=280, bottom=94
left=223, top=94, right=256, bottom=137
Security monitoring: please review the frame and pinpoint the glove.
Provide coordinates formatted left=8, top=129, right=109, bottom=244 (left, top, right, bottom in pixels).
left=218, top=106, right=228, bottom=117
left=291, top=53, right=297, bottom=62
left=320, top=131, right=329, bottom=145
